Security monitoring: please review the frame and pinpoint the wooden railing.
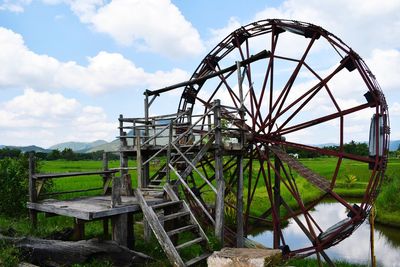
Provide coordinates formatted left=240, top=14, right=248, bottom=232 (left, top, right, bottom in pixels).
left=28, top=153, right=119, bottom=203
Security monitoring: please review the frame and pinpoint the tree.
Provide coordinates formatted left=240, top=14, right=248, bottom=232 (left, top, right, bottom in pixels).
left=61, top=148, right=76, bottom=161
left=47, top=149, right=61, bottom=160
left=0, top=148, right=21, bottom=159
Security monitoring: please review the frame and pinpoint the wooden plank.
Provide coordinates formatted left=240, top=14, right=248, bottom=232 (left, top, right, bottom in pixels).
left=27, top=202, right=91, bottom=220
left=185, top=253, right=212, bottom=266
left=40, top=187, right=103, bottom=197
left=27, top=196, right=163, bottom=220
left=159, top=211, right=190, bottom=222
left=167, top=224, right=197, bottom=236
left=175, top=237, right=204, bottom=250
left=33, top=170, right=118, bottom=180
left=134, top=188, right=185, bottom=267
left=151, top=200, right=182, bottom=210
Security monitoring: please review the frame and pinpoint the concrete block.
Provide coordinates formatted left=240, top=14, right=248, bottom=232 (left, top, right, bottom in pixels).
left=207, top=247, right=282, bottom=267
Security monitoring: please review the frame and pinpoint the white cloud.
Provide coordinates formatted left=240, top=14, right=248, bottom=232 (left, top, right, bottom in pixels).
left=0, top=0, right=31, bottom=13
left=0, top=27, right=189, bottom=94
left=89, top=0, right=204, bottom=58
left=255, top=0, right=400, bottom=56
left=0, top=88, right=116, bottom=147
left=391, top=102, right=400, bottom=116
left=367, top=49, right=400, bottom=92
left=41, top=0, right=205, bottom=58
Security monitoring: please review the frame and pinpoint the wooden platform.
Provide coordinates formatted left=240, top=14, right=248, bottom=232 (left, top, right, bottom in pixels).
left=27, top=195, right=164, bottom=221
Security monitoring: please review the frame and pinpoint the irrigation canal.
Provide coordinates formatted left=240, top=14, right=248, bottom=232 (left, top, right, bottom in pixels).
left=249, top=202, right=400, bottom=266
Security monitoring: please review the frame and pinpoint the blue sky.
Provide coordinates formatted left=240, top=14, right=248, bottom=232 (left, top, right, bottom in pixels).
left=0, top=0, right=399, bottom=147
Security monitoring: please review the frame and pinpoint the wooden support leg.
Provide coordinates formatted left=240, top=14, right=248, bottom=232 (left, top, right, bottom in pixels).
left=112, top=214, right=134, bottom=249
left=143, top=220, right=152, bottom=243
left=73, top=219, right=85, bottom=240
left=29, top=210, right=37, bottom=229
left=103, top=218, right=109, bottom=238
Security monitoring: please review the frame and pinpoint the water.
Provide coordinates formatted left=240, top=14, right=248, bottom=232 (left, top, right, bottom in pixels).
left=249, top=202, right=400, bottom=266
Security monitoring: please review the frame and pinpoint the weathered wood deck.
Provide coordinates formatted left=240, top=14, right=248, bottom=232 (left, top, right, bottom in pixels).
left=27, top=194, right=164, bottom=221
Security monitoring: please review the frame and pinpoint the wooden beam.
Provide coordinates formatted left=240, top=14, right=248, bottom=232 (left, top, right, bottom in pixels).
left=236, top=61, right=244, bottom=248
left=28, top=153, right=37, bottom=228
left=214, top=99, right=225, bottom=244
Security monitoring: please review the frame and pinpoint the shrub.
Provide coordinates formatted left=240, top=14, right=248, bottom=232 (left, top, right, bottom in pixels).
left=0, top=154, right=44, bottom=216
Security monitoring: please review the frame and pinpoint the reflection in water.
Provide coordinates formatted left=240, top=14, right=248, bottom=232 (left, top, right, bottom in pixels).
left=249, top=203, right=400, bottom=267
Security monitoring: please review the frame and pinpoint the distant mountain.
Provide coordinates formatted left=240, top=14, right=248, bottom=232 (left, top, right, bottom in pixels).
left=315, top=143, right=339, bottom=148
left=85, top=139, right=121, bottom=153
left=390, top=140, right=400, bottom=151
left=5, top=145, right=50, bottom=153
left=49, top=140, right=108, bottom=152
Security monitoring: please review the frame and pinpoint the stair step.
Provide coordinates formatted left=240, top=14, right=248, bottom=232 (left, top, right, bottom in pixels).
left=175, top=237, right=204, bottom=250
left=151, top=200, right=182, bottom=210
left=150, top=179, right=164, bottom=183
left=159, top=211, right=190, bottom=222
left=140, top=188, right=164, bottom=191
left=185, top=252, right=211, bottom=266
left=167, top=224, right=197, bottom=236
left=147, top=184, right=163, bottom=188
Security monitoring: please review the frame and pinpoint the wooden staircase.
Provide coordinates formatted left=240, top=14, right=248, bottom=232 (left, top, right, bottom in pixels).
left=147, top=137, right=214, bottom=189
left=135, top=184, right=211, bottom=266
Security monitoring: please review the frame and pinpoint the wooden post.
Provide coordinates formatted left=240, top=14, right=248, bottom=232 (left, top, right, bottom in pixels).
left=370, top=205, right=376, bottom=267
left=111, top=176, right=122, bottom=208
left=103, top=219, right=109, bottom=239
left=73, top=218, right=85, bottom=240
left=214, top=99, right=225, bottom=245
left=273, top=156, right=281, bottom=249
left=102, top=153, right=109, bottom=237
left=28, top=153, right=37, bottom=228
left=103, top=152, right=109, bottom=181
left=102, top=152, right=110, bottom=195
left=236, top=61, right=244, bottom=247
left=136, top=128, right=151, bottom=242
left=136, top=129, right=144, bottom=189
left=112, top=213, right=134, bottom=249
left=166, top=121, right=173, bottom=183
left=143, top=93, right=150, bottom=186
left=119, top=114, right=129, bottom=180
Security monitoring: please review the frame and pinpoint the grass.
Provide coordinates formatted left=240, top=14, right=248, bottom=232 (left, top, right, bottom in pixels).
left=0, top=157, right=399, bottom=266
left=375, top=158, right=400, bottom=226
left=0, top=242, right=20, bottom=267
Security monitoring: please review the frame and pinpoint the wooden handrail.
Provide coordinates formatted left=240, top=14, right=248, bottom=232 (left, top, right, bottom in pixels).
left=33, top=170, right=118, bottom=180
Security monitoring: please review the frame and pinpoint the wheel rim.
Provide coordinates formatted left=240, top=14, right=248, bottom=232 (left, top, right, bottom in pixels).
left=177, top=19, right=389, bottom=256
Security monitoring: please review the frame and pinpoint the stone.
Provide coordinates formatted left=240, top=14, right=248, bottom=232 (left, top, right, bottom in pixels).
left=207, top=247, right=282, bottom=267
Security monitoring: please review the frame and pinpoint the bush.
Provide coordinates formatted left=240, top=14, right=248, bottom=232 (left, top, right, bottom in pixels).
left=0, top=155, right=35, bottom=216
